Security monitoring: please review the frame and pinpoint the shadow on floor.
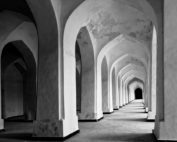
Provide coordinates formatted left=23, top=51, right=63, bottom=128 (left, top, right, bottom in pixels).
left=0, top=133, right=65, bottom=142
left=90, top=133, right=157, bottom=142
left=123, top=111, right=146, bottom=113
left=0, top=132, right=32, bottom=140
left=123, top=106, right=145, bottom=109
left=0, top=100, right=157, bottom=142
left=109, top=118, right=147, bottom=122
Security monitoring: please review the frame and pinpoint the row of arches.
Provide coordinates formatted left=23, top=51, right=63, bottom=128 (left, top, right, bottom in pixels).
left=0, top=0, right=176, bottom=141
left=63, top=0, right=160, bottom=139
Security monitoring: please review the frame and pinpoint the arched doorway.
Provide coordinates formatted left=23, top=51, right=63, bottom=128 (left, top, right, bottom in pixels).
left=75, top=27, right=95, bottom=120
left=135, top=88, right=143, bottom=100
left=1, top=41, right=37, bottom=123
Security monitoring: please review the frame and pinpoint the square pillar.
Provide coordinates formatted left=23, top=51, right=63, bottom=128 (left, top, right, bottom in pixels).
left=154, top=1, right=177, bottom=140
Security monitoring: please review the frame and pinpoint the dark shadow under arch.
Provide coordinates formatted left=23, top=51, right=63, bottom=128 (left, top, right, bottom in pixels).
left=75, top=41, right=82, bottom=113
left=1, top=41, right=37, bottom=121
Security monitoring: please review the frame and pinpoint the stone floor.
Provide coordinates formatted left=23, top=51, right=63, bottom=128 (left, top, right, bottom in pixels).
left=0, top=100, right=157, bottom=142
left=66, top=100, right=157, bottom=142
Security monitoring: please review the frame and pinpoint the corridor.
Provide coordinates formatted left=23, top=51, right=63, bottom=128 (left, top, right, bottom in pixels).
left=0, top=100, right=156, bottom=142
left=67, top=100, right=156, bottom=142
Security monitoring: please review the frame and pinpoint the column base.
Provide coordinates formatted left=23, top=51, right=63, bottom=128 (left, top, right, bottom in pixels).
left=33, top=120, right=63, bottom=137
left=103, top=111, right=114, bottom=114
left=114, top=106, right=119, bottom=110
left=147, top=111, right=155, bottom=121
left=78, top=112, right=103, bottom=121
left=33, top=116, right=79, bottom=138
left=119, top=103, right=123, bottom=107
left=154, top=115, right=177, bottom=141
left=122, top=103, right=126, bottom=106
left=103, top=108, right=114, bottom=114
left=145, top=107, right=148, bottom=113
left=154, top=121, right=172, bottom=141
left=0, top=119, right=4, bottom=130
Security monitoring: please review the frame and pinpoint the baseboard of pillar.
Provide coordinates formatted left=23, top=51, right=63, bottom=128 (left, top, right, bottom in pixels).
left=103, top=107, right=114, bottom=114
left=114, top=108, right=119, bottom=110
left=33, top=116, right=79, bottom=138
left=29, top=130, right=80, bottom=141
left=33, top=119, right=64, bottom=137
left=103, top=111, right=114, bottom=114
left=147, top=111, right=155, bottom=121
left=78, top=112, right=103, bottom=121
left=145, top=107, right=148, bottom=113
left=154, top=120, right=177, bottom=141
left=0, top=119, right=4, bottom=130
left=113, top=106, right=119, bottom=110
left=79, top=116, right=104, bottom=122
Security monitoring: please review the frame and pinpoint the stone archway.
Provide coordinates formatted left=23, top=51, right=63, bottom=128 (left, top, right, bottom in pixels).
left=75, top=27, right=96, bottom=120
left=0, top=11, right=38, bottom=131
left=1, top=41, right=37, bottom=121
